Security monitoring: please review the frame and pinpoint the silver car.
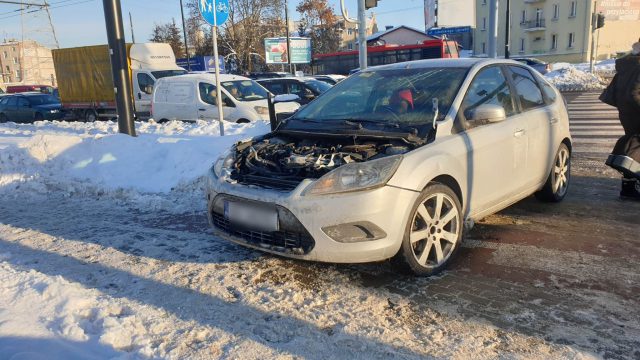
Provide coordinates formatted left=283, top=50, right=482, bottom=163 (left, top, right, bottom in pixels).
left=207, top=58, right=571, bottom=276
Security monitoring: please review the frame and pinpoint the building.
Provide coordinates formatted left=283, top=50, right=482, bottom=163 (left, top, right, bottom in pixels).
left=474, top=0, right=640, bottom=63
left=0, top=40, right=56, bottom=86
left=366, top=25, right=436, bottom=47
left=337, top=14, right=378, bottom=51
left=289, top=14, right=378, bottom=52
left=424, top=0, right=476, bottom=29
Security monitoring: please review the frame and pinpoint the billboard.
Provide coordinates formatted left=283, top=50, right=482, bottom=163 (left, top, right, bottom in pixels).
left=424, top=0, right=437, bottom=30
left=597, top=0, right=640, bottom=21
left=264, top=37, right=311, bottom=64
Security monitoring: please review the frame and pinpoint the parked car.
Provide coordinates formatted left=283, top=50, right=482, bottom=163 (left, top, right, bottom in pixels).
left=151, top=73, right=299, bottom=123
left=6, top=84, right=55, bottom=94
left=257, top=77, right=332, bottom=104
left=313, top=74, right=347, bottom=85
left=207, top=58, right=571, bottom=276
left=0, top=93, right=64, bottom=123
left=512, top=57, right=551, bottom=74
left=248, top=72, right=290, bottom=80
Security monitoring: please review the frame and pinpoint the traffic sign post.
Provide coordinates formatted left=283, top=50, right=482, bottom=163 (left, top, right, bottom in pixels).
left=199, top=0, right=229, bottom=136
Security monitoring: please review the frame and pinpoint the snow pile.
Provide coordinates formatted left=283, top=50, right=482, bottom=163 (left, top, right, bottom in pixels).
left=545, top=64, right=606, bottom=92
left=0, top=120, right=270, bottom=202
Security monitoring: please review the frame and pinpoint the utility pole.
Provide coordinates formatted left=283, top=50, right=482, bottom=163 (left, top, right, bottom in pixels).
left=102, top=0, right=136, bottom=136
left=488, top=0, right=499, bottom=58
left=589, top=1, right=597, bottom=73
left=179, top=0, right=191, bottom=71
left=284, top=0, right=292, bottom=74
left=129, top=12, right=135, bottom=43
left=357, top=0, right=367, bottom=70
left=504, top=0, right=510, bottom=59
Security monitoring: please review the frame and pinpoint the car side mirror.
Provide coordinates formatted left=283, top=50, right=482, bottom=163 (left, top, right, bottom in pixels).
left=465, top=104, right=507, bottom=123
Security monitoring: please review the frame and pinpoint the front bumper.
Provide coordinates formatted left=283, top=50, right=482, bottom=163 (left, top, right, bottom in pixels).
left=206, top=171, right=418, bottom=263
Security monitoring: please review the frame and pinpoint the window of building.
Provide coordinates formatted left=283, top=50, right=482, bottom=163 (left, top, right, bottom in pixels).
left=347, top=42, right=353, bottom=50
left=521, top=10, right=526, bottom=24
left=568, top=32, right=575, bottom=48
left=553, top=4, right=560, bottom=19
left=5, top=65, right=9, bottom=73
left=13, top=57, right=18, bottom=64
left=482, top=17, right=486, bottom=30
left=551, top=34, right=558, bottom=50
left=2, top=51, right=7, bottom=59
left=569, top=1, right=577, bottom=17
left=520, top=38, right=525, bottom=52
left=348, top=28, right=353, bottom=35
left=15, top=69, right=21, bottom=81
left=482, top=0, right=486, bottom=4
left=482, top=42, right=486, bottom=54
left=11, top=47, right=16, bottom=52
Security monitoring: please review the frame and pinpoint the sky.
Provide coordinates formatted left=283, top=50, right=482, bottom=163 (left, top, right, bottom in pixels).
left=0, top=0, right=427, bottom=49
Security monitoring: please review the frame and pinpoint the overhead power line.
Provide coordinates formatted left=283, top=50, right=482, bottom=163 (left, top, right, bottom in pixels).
left=0, top=0, right=94, bottom=21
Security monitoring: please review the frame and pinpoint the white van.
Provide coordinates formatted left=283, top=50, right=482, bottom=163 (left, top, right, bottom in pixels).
left=151, top=74, right=299, bottom=123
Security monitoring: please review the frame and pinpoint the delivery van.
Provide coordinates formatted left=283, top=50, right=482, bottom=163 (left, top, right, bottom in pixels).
left=53, top=43, right=187, bottom=121
left=152, top=73, right=299, bottom=123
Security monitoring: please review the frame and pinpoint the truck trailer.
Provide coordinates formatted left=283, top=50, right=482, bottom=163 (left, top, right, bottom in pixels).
left=52, top=43, right=186, bottom=121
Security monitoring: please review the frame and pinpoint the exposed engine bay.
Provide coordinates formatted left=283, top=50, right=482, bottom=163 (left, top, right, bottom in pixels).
left=229, top=133, right=416, bottom=190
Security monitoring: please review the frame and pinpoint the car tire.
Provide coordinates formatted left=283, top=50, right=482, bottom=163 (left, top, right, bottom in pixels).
left=34, top=112, right=44, bottom=122
left=394, top=183, right=463, bottom=276
left=535, top=143, right=571, bottom=203
left=84, top=110, right=97, bottom=122
left=0, top=113, right=7, bottom=123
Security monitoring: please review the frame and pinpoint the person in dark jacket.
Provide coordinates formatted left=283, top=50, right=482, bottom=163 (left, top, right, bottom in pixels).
left=607, top=40, right=640, bottom=200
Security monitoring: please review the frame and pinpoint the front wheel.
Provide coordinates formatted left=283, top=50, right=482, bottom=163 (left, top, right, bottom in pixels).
left=0, top=113, right=7, bottom=123
left=394, top=183, right=463, bottom=276
left=536, top=143, right=571, bottom=203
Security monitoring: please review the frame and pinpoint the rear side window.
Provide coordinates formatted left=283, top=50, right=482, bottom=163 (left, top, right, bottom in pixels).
left=262, top=82, right=285, bottom=94
left=461, top=66, right=516, bottom=120
left=0, top=97, right=7, bottom=105
left=16, top=97, right=29, bottom=107
left=532, top=73, right=557, bottom=105
left=7, top=97, right=17, bottom=106
left=508, top=66, right=545, bottom=111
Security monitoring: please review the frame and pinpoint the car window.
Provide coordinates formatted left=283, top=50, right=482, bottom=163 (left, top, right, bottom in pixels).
left=0, top=97, right=7, bottom=105
left=220, top=80, right=268, bottom=102
left=6, top=97, right=17, bottom=107
left=532, top=73, right=557, bottom=105
left=262, top=82, right=285, bottom=95
left=303, top=79, right=332, bottom=94
left=508, top=66, right=545, bottom=111
left=137, top=73, right=155, bottom=94
left=461, top=66, right=516, bottom=123
left=27, top=95, right=59, bottom=105
left=16, top=97, right=30, bottom=107
left=198, top=82, right=233, bottom=107
left=288, top=82, right=314, bottom=98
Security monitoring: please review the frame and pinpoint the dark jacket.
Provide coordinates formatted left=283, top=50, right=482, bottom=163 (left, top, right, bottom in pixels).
left=614, top=54, right=640, bottom=113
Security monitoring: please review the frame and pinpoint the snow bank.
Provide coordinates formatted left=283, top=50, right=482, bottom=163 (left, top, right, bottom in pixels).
left=0, top=120, right=270, bottom=199
left=545, top=64, right=606, bottom=92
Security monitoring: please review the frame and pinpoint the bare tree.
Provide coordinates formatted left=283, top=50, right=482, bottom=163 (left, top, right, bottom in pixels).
left=296, top=0, right=340, bottom=55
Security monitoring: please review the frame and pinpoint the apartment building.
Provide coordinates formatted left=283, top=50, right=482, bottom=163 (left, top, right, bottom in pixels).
left=0, top=40, right=56, bottom=86
left=336, top=14, right=378, bottom=51
left=474, top=0, right=640, bottom=63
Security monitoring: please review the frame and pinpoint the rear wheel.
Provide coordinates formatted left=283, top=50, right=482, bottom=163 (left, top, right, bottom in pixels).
left=395, top=183, right=463, bottom=276
left=84, top=110, right=97, bottom=122
left=536, top=143, right=571, bottom=202
left=0, top=113, right=7, bottom=123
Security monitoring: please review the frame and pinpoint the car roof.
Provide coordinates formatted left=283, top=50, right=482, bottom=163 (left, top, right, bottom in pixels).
left=159, top=73, right=252, bottom=82
left=257, top=77, right=317, bottom=82
left=362, top=58, right=528, bottom=72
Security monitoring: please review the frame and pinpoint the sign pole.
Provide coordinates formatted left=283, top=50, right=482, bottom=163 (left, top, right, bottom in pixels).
left=212, top=0, right=225, bottom=136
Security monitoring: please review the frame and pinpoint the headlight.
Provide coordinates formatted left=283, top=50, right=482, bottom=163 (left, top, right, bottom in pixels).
left=254, top=106, right=269, bottom=115
left=49, top=109, right=60, bottom=113
left=213, top=148, right=236, bottom=178
left=303, top=155, right=403, bottom=196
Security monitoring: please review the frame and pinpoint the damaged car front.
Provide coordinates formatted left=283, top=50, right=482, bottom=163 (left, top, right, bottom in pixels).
left=206, top=64, right=469, bottom=266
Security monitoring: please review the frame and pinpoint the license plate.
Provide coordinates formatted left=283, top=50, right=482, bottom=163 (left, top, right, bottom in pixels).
left=224, top=201, right=279, bottom=232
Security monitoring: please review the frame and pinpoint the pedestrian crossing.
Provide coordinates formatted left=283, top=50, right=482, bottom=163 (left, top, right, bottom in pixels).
left=567, top=92, right=624, bottom=142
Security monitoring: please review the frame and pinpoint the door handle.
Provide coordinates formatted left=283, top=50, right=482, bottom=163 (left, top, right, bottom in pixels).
left=550, top=117, right=559, bottom=124
left=514, top=129, right=526, bottom=138
left=138, top=92, right=142, bottom=100
left=198, top=108, right=206, bottom=111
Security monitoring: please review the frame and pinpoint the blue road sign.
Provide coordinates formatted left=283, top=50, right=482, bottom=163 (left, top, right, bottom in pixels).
left=198, top=0, right=229, bottom=27
left=427, top=26, right=472, bottom=36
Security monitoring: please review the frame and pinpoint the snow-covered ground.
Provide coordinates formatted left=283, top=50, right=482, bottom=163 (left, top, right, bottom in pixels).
left=544, top=60, right=614, bottom=92
left=1, top=119, right=638, bottom=359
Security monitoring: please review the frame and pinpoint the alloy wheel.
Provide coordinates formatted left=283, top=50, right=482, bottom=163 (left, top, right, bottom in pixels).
left=553, top=147, right=570, bottom=197
left=410, top=192, right=460, bottom=268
